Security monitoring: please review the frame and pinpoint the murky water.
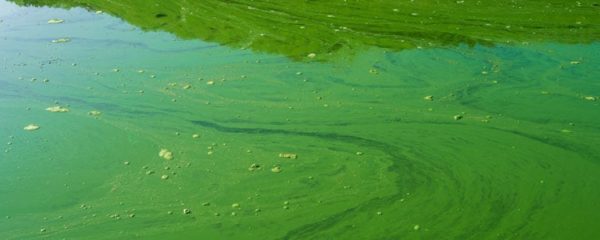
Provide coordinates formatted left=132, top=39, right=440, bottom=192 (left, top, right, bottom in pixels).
left=1, top=1, right=599, bottom=239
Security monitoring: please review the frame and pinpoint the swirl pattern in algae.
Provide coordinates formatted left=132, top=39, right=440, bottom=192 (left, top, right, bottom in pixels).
left=0, top=1, right=599, bottom=239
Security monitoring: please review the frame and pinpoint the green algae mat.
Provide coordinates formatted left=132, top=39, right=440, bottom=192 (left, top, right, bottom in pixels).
left=1, top=1, right=599, bottom=239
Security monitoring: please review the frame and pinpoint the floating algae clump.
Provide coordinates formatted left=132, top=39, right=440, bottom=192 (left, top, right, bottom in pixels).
left=248, top=163, right=260, bottom=171
left=278, top=153, right=297, bottom=159
left=23, top=124, right=40, bottom=131
left=159, top=149, right=174, bottom=160
left=51, top=38, right=70, bottom=43
left=88, top=110, right=102, bottom=116
left=47, top=18, right=64, bottom=24
left=45, top=106, right=69, bottom=113
left=271, top=166, right=282, bottom=173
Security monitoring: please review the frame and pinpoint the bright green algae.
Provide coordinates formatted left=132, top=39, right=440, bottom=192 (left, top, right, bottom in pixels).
left=9, top=0, right=600, bottom=60
left=1, top=1, right=600, bottom=239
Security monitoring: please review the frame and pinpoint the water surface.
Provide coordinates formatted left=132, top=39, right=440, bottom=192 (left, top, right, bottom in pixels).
left=1, top=1, right=599, bottom=239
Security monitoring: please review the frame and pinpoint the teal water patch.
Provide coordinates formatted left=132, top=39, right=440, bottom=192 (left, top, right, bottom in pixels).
left=1, top=1, right=599, bottom=239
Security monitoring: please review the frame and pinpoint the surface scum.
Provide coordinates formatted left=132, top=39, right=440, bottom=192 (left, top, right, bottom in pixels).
left=0, top=0, right=599, bottom=239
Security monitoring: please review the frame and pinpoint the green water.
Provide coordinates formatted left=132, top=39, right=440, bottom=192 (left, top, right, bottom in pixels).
left=1, top=1, right=599, bottom=239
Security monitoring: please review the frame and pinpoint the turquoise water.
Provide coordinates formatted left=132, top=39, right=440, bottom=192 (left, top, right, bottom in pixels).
left=1, top=1, right=599, bottom=239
